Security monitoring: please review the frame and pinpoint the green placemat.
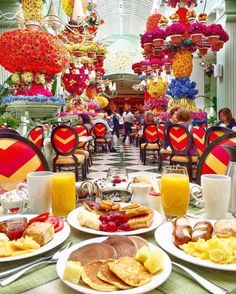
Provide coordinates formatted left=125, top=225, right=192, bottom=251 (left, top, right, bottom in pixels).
left=0, top=221, right=235, bottom=294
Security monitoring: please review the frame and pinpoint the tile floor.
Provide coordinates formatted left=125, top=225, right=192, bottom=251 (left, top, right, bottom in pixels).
left=88, top=139, right=161, bottom=180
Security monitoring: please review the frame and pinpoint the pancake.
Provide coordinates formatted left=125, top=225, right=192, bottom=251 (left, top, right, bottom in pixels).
left=82, top=260, right=117, bottom=291
left=103, top=235, right=137, bottom=258
left=109, top=256, right=152, bottom=287
left=97, top=260, right=131, bottom=290
left=129, top=236, right=149, bottom=250
left=69, top=243, right=117, bottom=265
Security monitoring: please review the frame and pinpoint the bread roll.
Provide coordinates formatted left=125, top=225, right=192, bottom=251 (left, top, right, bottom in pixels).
left=23, top=222, right=54, bottom=246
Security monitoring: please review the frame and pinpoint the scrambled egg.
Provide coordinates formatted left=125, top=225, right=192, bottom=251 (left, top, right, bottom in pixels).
left=180, top=236, right=236, bottom=264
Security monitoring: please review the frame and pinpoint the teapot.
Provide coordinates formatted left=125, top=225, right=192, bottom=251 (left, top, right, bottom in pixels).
left=222, top=145, right=236, bottom=214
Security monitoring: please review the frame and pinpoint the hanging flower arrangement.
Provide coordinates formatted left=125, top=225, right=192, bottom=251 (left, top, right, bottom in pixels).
left=188, top=22, right=207, bottom=42
left=172, top=50, right=193, bottom=78
left=167, top=77, right=198, bottom=99
left=147, top=77, right=168, bottom=98
left=0, top=29, right=69, bottom=74
left=144, top=96, right=168, bottom=111
left=93, top=95, right=109, bottom=108
left=62, top=69, right=89, bottom=95
left=163, top=0, right=198, bottom=8
left=146, top=13, right=163, bottom=32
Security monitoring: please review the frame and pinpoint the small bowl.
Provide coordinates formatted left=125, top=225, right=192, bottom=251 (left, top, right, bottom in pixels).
left=100, top=189, right=132, bottom=203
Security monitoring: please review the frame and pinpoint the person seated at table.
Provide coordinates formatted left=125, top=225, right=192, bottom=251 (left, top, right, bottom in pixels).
left=144, top=111, right=156, bottom=125
left=78, top=113, right=93, bottom=131
left=163, top=107, right=180, bottom=149
left=175, top=109, right=198, bottom=156
left=217, top=108, right=236, bottom=131
left=93, top=113, right=117, bottom=152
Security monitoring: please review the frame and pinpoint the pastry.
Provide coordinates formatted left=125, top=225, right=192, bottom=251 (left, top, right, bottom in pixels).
left=23, top=222, right=54, bottom=246
left=214, top=219, right=236, bottom=238
left=127, top=210, right=153, bottom=230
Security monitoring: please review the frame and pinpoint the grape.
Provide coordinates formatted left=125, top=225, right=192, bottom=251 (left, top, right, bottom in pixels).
left=106, top=222, right=117, bottom=232
left=118, top=223, right=131, bottom=231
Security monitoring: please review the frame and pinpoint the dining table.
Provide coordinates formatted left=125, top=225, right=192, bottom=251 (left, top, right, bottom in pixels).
left=0, top=201, right=235, bottom=294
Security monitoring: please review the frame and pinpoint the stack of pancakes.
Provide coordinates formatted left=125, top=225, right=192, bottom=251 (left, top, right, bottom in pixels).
left=68, top=235, right=153, bottom=291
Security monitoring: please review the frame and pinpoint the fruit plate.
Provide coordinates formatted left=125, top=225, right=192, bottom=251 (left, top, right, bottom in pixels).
left=0, top=214, right=70, bottom=262
left=67, top=204, right=163, bottom=236
left=56, top=237, right=172, bottom=294
left=155, top=220, right=236, bottom=271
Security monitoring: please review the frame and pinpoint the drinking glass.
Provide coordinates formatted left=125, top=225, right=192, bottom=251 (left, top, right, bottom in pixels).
left=106, top=167, right=128, bottom=185
left=160, top=165, right=190, bottom=220
left=52, top=172, right=76, bottom=217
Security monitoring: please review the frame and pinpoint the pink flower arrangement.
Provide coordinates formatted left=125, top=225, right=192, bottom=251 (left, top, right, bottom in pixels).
left=140, top=60, right=150, bottom=67
left=188, top=22, right=207, bottom=35
left=23, top=84, right=52, bottom=97
left=219, top=30, right=229, bottom=42
left=166, top=23, right=185, bottom=36
left=62, top=69, right=89, bottom=95
left=132, top=62, right=141, bottom=70
left=164, top=0, right=197, bottom=8
left=87, top=99, right=100, bottom=110
left=141, top=32, right=153, bottom=47
left=144, top=97, right=168, bottom=111
left=151, top=29, right=167, bottom=40
left=205, top=24, right=224, bottom=37
left=159, top=112, right=171, bottom=121
left=150, top=58, right=162, bottom=67
left=191, top=111, right=207, bottom=121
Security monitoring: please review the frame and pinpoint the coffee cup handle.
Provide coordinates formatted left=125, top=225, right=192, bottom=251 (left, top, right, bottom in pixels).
left=190, top=185, right=204, bottom=203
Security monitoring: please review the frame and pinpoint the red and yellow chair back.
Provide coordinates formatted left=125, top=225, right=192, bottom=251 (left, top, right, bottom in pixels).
left=157, top=123, right=165, bottom=146
left=73, top=124, right=88, bottom=148
left=196, top=132, right=236, bottom=184
left=92, top=123, right=107, bottom=138
left=167, top=124, right=191, bottom=154
left=205, top=126, right=232, bottom=146
left=143, top=124, right=159, bottom=143
left=27, top=126, right=44, bottom=150
left=0, top=133, right=48, bottom=183
left=192, top=126, right=206, bottom=157
left=51, top=125, right=78, bottom=155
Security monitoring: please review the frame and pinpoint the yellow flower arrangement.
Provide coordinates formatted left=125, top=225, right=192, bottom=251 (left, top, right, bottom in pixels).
left=172, top=50, right=193, bottom=78
left=62, top=0, right=87, bottom=17
left=147, top=77, right=168, bottom=98
left=94, top=95, right=109, bottom=108
left=21, top=0, right=43, bottom=23
left=168, top=97, right=197, bottom=111
left=97, top=46, right=108, bottom=55
left=21, top=72, right=33, bottom=83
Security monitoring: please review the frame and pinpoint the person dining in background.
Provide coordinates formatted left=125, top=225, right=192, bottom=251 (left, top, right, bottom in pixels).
left=163, top=107, right=180, bottom=149
left=122, top=108, right=134, bottom=143
left=217, top=108, right=236, bottom=131
left=144, top=111, right=155, bottom=125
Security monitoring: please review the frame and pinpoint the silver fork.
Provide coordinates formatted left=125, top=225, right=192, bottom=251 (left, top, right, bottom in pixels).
left=0, top=242, right=73, bottom=287
left=172, top=262, right=228, bottom=294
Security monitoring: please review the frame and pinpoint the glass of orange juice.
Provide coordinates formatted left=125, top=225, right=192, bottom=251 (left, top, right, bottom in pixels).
left=52, top=172, right=76, bottom=217
left=160, top=166, right=190, bottom=220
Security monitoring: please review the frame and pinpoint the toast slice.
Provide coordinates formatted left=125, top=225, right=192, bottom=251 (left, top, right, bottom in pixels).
left=127, top=210, right=153, bottom=230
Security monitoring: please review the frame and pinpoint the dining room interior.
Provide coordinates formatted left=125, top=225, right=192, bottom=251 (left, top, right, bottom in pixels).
left=0, top=0, right=236, bottom=294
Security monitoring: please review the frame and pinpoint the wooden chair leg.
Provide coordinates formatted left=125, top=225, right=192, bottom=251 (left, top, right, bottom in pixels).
left=143, top=149, right=146, bottom=165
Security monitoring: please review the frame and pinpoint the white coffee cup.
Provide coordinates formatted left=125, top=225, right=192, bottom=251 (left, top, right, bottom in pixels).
left=131, top=183, right=152, bottom=205
left=27, top=171, right=53, bottom=214
left=191, top=174, right=231, bottom=219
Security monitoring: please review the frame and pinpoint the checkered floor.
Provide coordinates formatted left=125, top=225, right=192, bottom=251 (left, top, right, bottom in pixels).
left=87, top=138, right=161, bottom=180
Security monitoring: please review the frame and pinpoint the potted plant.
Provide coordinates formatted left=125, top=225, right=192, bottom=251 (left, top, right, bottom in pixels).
left=186, top=10, right=196, bottom=24
left=188, top=22, right=207, bottom=43
left=132, top=62, right=142, bottom=75
left=140, top=60, right=150, bottom=72
left=151, top=29, right=167, bottom=48
left=206, top=24, right=223, bottom=45
left=218, top=30, right=229, bottom=49
left=141, top=32, right=153, bottom=52
left=166, top=23, right=185, bottom=44
left=198, top=46, right=208, bottom=56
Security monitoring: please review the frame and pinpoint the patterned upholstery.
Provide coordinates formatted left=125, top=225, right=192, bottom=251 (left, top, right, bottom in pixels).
left=51, top=125, right=85, bottom=180
left=27, top=126, right=44, bottom=150
left=73, top=124, right=89, bottom=149
left=143, top=124, right=159, bottom=143
left=91, top=123, right=110, bottom=153
left=141, top=124, right=160, bottom=165
left=0, top=133, right=48, bottom=183
left=196, top=132, right=236, bottom=184
left=93, top=123, right=107, bottom=138
left=192, top=126, right=206, bottom=157
left=205, top=126, right=232, bottom=146
left=157, top=123, right=165, bottom=146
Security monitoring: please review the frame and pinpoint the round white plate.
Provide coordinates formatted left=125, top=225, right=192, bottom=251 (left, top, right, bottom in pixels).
left=0, top=214, right=71, bottom=262
left=155, top=219, right=236, bottom=271
left=67, top=204, right=163, bottom=236
left=56, top=237, right=172, bottom=294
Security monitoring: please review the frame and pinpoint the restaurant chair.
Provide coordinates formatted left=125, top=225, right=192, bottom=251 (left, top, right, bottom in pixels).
left=167, top=124, right=198, bottom=181
left=140, top=124, right=160, bottom=165
left=0, top=133, right=49, bottom=183
left=27, top=126, right=44, bottom=150
left=192, top=126, right=206, bottom=157
left=51, top=125, right=86, bottom=181
left=73, top=124, right=93, bottom=165
left=196, top=132, right=236, bottom=185
left=205, top=126, right=232, bottom=146
left=0, top=128, right=19, bottom=135
left=91, top=123, right=111, bottom=153
left=157, top=122, right=172, bottom=171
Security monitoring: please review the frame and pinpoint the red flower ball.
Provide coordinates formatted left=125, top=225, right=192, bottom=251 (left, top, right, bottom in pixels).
left=0, top=29, right=69, bottom=74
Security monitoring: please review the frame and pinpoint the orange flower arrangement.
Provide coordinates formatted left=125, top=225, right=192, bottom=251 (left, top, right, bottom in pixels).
left=172, top=50, right=193, bottom=78
left=146, top=13, right=162, bottom=32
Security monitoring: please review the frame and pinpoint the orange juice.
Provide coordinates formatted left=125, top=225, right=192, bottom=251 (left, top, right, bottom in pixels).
left=161, top=174, right=190, bottom=216
left=52, top=172, right=76, bottom=217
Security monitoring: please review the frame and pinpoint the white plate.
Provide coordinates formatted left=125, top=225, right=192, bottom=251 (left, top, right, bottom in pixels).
left=67, top=204, right=163, bottom=236
left=0, top=214, right=71, bottom=262
left=155, top=219, right=236, bottom=271
left=56, top=237, right=172, bottom=294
